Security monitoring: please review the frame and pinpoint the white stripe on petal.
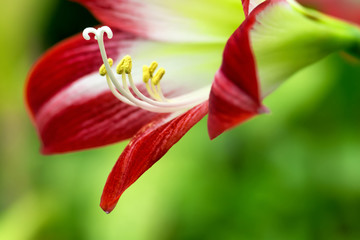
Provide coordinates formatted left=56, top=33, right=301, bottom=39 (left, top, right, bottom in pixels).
left=35, top=72, right=109, bottom=131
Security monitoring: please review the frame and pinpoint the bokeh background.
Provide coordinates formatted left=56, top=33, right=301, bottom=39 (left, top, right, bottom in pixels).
left=1, top=0, right=360, bottom=239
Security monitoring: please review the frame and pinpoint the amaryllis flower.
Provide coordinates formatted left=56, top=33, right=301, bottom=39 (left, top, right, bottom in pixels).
left=26, top=0, right=360, bottom=213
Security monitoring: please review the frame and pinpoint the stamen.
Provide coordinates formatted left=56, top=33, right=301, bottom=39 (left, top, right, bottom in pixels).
left=149, top=61, right=158, bottom=77
left=116, top=55, right=132, bottom=95
left=123, top=56, right=132, bottom=74
left=117, top=55, right=132, bottom=74
left=116, top=58, right=125, bottom=74
left=143, top=65, right=159, bottom=100
left=152, top=68, right=165, bottom=86
left=83, top=26, right=210, bottom=113
left=151, top=68, right=166, bottom=101
left=147, top=61, right=163, bottom=101
left=142, top=66, right=150, bottom=83
left=99, top=58, right=113, bottom=76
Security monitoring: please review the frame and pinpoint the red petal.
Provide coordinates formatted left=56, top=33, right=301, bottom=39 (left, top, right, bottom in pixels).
left=208, top=1, right=273, bottom=139
left=208, top=72, right=267, bottom=140
left=100, top=101, right=209, bottom=213
left=298, top=0, right=360, bottom=26
left=39, top=91, right=164, bottom=154
left=25, top=31, right=166, bottom=153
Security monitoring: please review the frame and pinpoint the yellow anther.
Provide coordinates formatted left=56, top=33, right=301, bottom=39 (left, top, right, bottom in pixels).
left=99, top=58, right=113, bottom=76
left=152, top=68, right=165, bottom=85
left=116, top=55, right=132, bottom=74
left=148, top=61, right=158, bottom=77
left=142, top=65, right=151, bottom=83
left=123, top=55, right=132, bottom=74
left=116, top=58, right=125, bottom=74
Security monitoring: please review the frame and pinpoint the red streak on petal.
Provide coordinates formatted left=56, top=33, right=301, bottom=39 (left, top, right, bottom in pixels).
left=100, top=101, right=209, bottom=213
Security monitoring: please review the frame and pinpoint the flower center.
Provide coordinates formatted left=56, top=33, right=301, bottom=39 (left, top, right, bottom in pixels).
left=82, top=26, right=210, bottom=113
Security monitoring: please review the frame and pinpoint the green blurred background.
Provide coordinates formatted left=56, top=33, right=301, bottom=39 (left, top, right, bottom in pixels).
left=1, top=0, right=360, bottom=239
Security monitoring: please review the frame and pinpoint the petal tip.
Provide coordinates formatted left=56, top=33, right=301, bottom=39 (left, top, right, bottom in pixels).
left=258, top=105, right=270, bottom=114
left=207, top=126, right=220, bottom=141
left=100, top=198, right=119, bottom=214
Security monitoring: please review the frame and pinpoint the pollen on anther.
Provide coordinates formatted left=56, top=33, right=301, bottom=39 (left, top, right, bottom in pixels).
left=149, top=61, right=158, bottom=77
left=143, top=66, right=150, bottom=83
left=117, top=55, right=132, bottom=74
left=124, top=55, right=132, bottom=74
left=99, top=58, right=113, bottom=76
left=152, top=68, right=165, bottom=85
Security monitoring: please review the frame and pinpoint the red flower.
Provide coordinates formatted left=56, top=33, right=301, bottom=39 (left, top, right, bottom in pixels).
left=26, top=0, right=360, bottom=213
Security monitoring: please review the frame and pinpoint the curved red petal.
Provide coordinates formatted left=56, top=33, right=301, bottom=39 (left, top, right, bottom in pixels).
left=208, top=1, right=273, bottom=139
left=298, top=0, right=360, bottom=26
left=100, top=101, right=209, bottom=213
left=25, top=31, right=167, bottom=153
